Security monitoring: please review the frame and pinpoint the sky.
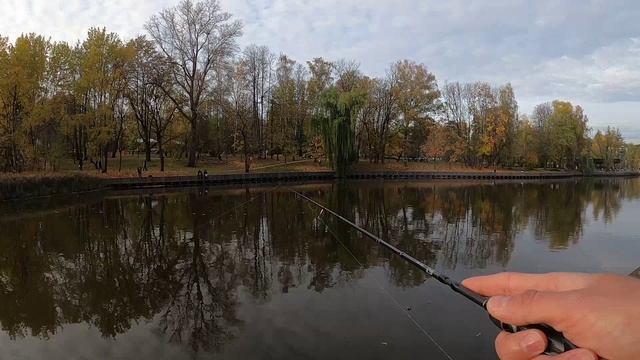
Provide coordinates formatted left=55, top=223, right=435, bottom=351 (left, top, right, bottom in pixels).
left=1, top=0, right=639, bottom=141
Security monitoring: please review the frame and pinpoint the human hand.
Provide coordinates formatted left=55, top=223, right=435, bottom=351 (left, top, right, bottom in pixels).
left=462, top=272, right=640, bottom=360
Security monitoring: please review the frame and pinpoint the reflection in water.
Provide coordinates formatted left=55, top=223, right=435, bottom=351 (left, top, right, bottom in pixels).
left=0, top=178, right=639, bottom=358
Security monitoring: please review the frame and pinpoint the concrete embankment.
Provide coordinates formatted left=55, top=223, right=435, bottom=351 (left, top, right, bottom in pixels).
left=0, top=174, right=104, bottom=201
left=2, top=170, right=638, bottom=200
left=106, top=170, right=639, bottom=190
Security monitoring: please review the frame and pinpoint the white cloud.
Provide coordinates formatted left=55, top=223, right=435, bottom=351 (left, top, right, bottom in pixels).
left=1, top=0, right=639, bottom=138
left=0, top=0, right=173, bottom=43
left=521, top=38, right=640, bottom=102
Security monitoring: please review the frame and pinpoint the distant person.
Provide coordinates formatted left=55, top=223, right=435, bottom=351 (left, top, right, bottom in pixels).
left=197, top=170, right=203, bottom=179
left=137, top=167, right=142, bottom=178
left=203, top=170, right=208, bottom=179
left=463, top=272, right=640, bottom=360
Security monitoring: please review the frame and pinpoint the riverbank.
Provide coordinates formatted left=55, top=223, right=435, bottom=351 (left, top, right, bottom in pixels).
left=0, top=173, right=105, bottom=201
left=1, top=156, right=638, bottom=200
left=106, top=170, right=640, bottom=190
left=3, top=169, right=638, bottom=201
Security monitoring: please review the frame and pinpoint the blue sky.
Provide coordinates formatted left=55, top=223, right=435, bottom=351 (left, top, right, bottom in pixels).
left=1, top=0, right=639, bottom=141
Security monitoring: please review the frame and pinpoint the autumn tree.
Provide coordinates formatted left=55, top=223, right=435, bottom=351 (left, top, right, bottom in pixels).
left=146, top=0, right=242, bottom=167
left=532, top=102, right=553, bottom=167
left=511, top=115, right=538, bottom=168
left=359, top=74, right=397, bottom=163
left=624, top=144, right=640, bottom=170
left=442, top=81, right=472, bottom=164
left=0, top=34, right=49, bottom=171
left=592, top=127, right=624, bottom=170
left=75, top=28, right=128, bottom=173
left=481, top=84, right=517, bottom=166
left=42, top=41, right=79, bottom=171
left=269, top=55, right=297, bottom=160
left=392, top=60, right=440, bottom=165
left=547, top=101, right=590, bottom=169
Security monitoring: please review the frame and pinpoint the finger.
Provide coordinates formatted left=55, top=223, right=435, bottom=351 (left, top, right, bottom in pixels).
left=487, top=290, right=576, bottom=328
left=495, top=329, right=547, bottom=360
left=462, top=272, right=592, bottom=296
left=533, top=348, right=598, bottom=360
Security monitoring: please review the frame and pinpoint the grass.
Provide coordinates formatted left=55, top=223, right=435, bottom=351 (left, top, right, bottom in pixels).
left=352, top=161, right=550, bottom=173
left=5, top=155, right=578, bottom=181
left=55, top=154, right=332, bottom=179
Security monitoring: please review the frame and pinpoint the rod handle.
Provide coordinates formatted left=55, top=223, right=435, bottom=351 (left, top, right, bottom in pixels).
left=489, top=315, right=578, bottom=354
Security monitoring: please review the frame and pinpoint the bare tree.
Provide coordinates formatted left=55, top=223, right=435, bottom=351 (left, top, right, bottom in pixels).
left=243, top=45, right=275, bottom=158
left=442, top=81, right=471, bottom=163
left=359, top=74, right=397, bottom=163
left=125, top=36, right=159, bottom=162
left=145, top=0, right=242, bottom=167
left=227, top=60, right=253, bottom=173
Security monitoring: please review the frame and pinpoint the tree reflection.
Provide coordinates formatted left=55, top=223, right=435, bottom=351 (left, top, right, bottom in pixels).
left=0, top=178, right=637, bottom=352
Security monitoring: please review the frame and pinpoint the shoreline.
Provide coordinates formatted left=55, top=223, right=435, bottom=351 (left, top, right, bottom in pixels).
left=1, top=170, right=639, bottom=202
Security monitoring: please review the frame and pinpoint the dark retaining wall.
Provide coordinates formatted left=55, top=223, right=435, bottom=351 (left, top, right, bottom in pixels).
left=0, top=175, right=104, bottom=201
left=2, top=171, right=638, bottom=200
left=105, top=170, right=639, bottom=190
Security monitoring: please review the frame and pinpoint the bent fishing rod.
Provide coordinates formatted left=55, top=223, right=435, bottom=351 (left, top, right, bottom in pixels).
left=292, top=189, right=577, bottom=355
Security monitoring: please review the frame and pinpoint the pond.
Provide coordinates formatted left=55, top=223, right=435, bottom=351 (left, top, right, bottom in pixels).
left=0, top=178, right=639, bottom=359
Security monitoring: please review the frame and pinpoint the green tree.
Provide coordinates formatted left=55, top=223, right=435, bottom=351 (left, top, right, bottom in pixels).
left=547, top=101, right=590, bottom=170
left=315, top=86, right=367, bottom=177
left=76, top=28, right=128, bottom=173
left=511, top=115, right=538, bottom=168
left=0, top=34, right=49, bottom=171
left=592, top=127, right=624, bottom=170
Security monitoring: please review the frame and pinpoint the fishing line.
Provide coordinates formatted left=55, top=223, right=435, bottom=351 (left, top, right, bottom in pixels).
left=291, top=188, right=577, bottom=355
left=309, top=203, right=456, bottom=360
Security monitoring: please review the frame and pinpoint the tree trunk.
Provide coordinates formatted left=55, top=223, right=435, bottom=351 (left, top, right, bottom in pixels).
left=159, top=136, right=165, bottom=172
left=145, top=140, right=152, bottom=162
left=187, top=116, right=198, bottom=167
left=102, top=147, right=108, bottom=173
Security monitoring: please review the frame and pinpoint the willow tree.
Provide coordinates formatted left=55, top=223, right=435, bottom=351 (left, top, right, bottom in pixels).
left=315, top=87, right=366, bottom=177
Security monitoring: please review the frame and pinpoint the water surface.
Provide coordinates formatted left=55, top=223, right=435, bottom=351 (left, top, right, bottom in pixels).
left=1, top=178, right=639, bottom=359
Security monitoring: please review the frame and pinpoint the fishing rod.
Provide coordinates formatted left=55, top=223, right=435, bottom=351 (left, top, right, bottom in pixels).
left=292, top=189, right=577, bottom=355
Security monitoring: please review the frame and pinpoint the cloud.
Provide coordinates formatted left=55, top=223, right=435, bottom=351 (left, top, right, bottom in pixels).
left=0, top=0, right=173, bottom=43
left=1, top=0, right=639, bottom=137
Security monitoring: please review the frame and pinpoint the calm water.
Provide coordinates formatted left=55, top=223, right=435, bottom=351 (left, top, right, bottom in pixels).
left=1, top=179, right=639, bottom=360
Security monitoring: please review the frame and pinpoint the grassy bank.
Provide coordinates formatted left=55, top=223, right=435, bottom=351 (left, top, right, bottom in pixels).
left=54, top=154, right=577, bottom=179
left=4, top=154, right=633, bottom=200
left=58, top=154, right=332, bottom=178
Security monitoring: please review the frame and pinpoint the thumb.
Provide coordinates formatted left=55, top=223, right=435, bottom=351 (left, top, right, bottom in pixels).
left=487, top=290, right=576, bottom=330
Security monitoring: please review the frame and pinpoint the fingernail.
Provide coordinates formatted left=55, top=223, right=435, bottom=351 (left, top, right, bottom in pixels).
left=521, top=332, right=545, bottom=354
left=567, top=351, right=597, bottom=360
left=488, top=296, right=509, bottom=310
